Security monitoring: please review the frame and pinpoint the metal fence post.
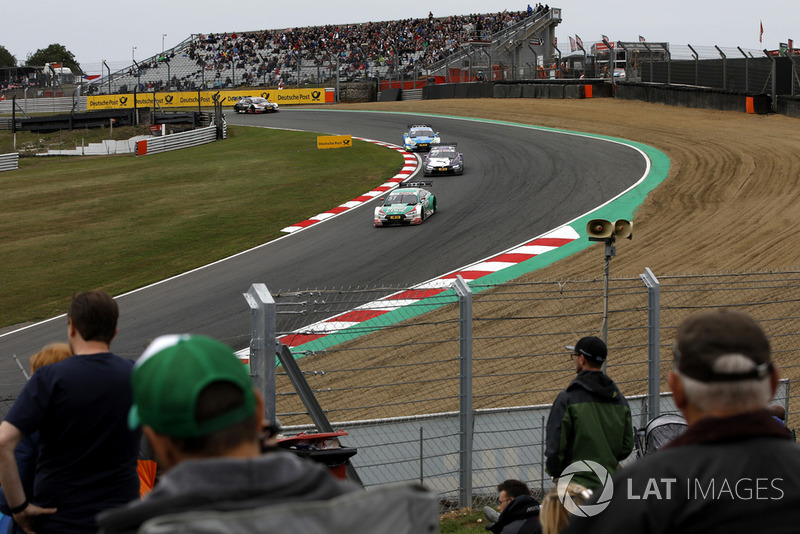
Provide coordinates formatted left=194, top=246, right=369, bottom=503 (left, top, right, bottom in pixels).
left=454, top=275, right=473, bottom=508
left=737, top=47, right=750, bottom=92
left=640, top=268, right=661, bottom=420
left=244, top=283, right=276, bottom=425
left=688, top=44, right=699, bottom=86
left=764, top=49, right=777, bottom=112
left=715, top=45, right=727, bottom=90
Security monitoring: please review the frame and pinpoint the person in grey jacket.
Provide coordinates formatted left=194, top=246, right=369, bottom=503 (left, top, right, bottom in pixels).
left=96, top=334, right=359, bottom=534
left=564, top=309, right=800, bottom=534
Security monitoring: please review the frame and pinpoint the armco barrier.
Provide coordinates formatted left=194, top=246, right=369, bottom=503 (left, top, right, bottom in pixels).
left=135, top=122, right=224, bottom=156
left=0, top=153, right=19, bottom=172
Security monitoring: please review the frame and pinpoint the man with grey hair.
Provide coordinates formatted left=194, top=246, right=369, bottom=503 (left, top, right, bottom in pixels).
left=564, top=309, right=800, bottom=533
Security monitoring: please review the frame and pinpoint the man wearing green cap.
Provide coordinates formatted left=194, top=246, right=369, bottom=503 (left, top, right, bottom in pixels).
left=97, top=334, right=358, bottom=534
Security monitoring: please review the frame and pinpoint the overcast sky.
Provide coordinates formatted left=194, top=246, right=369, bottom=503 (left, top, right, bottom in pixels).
left=4, top=0, right=796, bottom=75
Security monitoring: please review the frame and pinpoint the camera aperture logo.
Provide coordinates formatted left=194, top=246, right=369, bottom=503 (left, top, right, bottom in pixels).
left=557, top=460, right=613, bottom=517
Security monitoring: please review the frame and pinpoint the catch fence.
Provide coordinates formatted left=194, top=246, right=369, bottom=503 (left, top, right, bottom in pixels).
left=256, top=267, right=800, bottom=507
left=2, top=268, right=798, bottom=508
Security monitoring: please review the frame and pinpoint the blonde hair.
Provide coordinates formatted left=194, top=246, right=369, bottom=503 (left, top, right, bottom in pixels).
left=540, top=483, right=591, bottom=534
left=30, top=343, right=72, bottom=374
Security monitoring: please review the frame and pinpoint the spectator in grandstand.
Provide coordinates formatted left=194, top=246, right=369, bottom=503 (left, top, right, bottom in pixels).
left=96, top=334, right=359, bottom=534
left=539, top=483, right=591, bottom=534
left=482, top=479, right=541, bottom=534
left=0, top=343, right=72, bottom=533
left=563, top=309, right=800, bottom=534
left=0, top=291, right=140, bottom=533
left=544, top=336, right=633, bottom=490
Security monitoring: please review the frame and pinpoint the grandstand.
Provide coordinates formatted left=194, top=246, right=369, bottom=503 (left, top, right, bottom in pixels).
left=87, top=8, right=560, bottom=95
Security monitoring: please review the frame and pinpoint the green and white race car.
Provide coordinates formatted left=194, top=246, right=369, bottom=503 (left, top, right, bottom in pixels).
left=373, top=183, right=437, bottom=226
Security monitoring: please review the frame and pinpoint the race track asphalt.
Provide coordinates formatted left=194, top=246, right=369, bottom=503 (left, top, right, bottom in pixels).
left=0, top=109, right=646, bottom=399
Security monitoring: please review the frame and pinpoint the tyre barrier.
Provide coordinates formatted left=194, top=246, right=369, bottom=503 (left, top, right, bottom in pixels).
left=615, top=83, right=771, bottom=115
left=417, top=79, right=773, bottom=116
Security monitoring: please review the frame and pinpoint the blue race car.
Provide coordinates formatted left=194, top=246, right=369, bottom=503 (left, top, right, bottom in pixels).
left=403, top=124, right=440, bottom=152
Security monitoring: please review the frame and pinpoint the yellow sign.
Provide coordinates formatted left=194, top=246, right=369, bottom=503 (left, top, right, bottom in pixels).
left=87, top=88, right=332, bottom=110
left=317, top=135, right=353, bottom=150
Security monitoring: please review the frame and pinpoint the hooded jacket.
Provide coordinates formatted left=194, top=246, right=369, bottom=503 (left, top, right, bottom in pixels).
left=545, top=370, right=633, bottom=488
left=487, top=494, right=542, bottom=534
left=96, top=451, right=359, bottom=534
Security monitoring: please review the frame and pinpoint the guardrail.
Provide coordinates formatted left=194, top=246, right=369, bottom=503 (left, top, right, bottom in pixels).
left=0, top=153, right=19, bottom=172
left=0, top=96, right=87, bottom=115
left=135, top=121, right=225, bottom=156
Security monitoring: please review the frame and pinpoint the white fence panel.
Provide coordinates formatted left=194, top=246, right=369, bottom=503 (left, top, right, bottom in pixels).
left=0, top=153, right=19, bottom=172
left=138, top=122, right=224, bottom=156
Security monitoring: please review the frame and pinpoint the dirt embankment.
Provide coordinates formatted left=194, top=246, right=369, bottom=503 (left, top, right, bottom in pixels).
left=333, top=98, right=800, bottom=277
left=276, top=98, right=800, bottom=423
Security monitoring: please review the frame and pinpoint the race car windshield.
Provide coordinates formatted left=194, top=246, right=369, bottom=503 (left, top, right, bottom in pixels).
left=430, top=148, right=456, bottom=157
left=410, top=129, right=434, bottom=138
left=385, top=194, right=418, bottom=205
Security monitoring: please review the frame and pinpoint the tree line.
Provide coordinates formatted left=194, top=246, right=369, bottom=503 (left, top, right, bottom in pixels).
left=0, top=43, right=83, bottom=74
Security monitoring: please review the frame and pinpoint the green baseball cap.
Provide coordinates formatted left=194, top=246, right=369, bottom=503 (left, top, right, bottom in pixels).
left=128, top=334, right=255, bottom=438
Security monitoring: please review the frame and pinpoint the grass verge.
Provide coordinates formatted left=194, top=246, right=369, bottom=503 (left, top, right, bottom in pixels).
left=0, top=125, right=403, bottom=327
left=440, top=509, right=488, bottom=533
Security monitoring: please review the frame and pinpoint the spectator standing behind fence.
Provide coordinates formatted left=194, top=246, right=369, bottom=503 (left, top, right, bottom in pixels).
left=96, top=334, right=359, bottom=534
left=563, top=309, right=800, bottom=533
left=482, top=479, right=542, bottom=534
left=544, top=336, right=633, bottom=490
left=0, top=343, right=73, bottom=534
left=0, top=291, right=140, bottom=533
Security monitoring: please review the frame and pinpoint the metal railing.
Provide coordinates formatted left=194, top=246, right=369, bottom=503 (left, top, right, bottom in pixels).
left=136, top=121, right=224, bottom=156
left=238, top=267, right=800, bottom=506
left=0, top=153, right=19, bottom=172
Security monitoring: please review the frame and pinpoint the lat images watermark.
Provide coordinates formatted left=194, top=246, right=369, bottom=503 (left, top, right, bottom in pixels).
left=557, top=460, right=613, bottom=517
left=626, top=477, right=785, bottom=501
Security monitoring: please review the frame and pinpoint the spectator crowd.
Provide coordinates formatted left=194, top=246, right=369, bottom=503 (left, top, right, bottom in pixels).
left=81, top=7, right=550, bottom=94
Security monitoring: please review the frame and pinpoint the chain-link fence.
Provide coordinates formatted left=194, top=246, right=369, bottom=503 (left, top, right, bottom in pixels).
left=2, top=268, right=798, bottom=508
left=263, top=268, right=800, bottom=507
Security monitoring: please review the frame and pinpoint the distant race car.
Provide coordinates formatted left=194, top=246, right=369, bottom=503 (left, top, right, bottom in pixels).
left=374, top=182, right=437, bottom=226
left=422, top=143, right=463, bottom=176
left=403, top=124, right=440, bottom=152
left=233, top=96, right=280, bottom=114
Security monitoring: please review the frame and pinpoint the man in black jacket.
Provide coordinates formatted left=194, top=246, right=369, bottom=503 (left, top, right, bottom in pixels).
left=485, top=479, right=541, bottom=534
left=564, top=309, right=800, bottom=533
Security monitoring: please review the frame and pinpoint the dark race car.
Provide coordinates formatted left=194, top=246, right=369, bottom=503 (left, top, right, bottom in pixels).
left=234, top=96, right=280, bottom=114
left=422, top=143, right=463, bottom=176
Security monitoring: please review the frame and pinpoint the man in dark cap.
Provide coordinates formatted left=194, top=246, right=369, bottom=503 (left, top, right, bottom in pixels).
left=564, top=309, right=800, bottom=533
left=544, top=336, right=633, bottom=489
